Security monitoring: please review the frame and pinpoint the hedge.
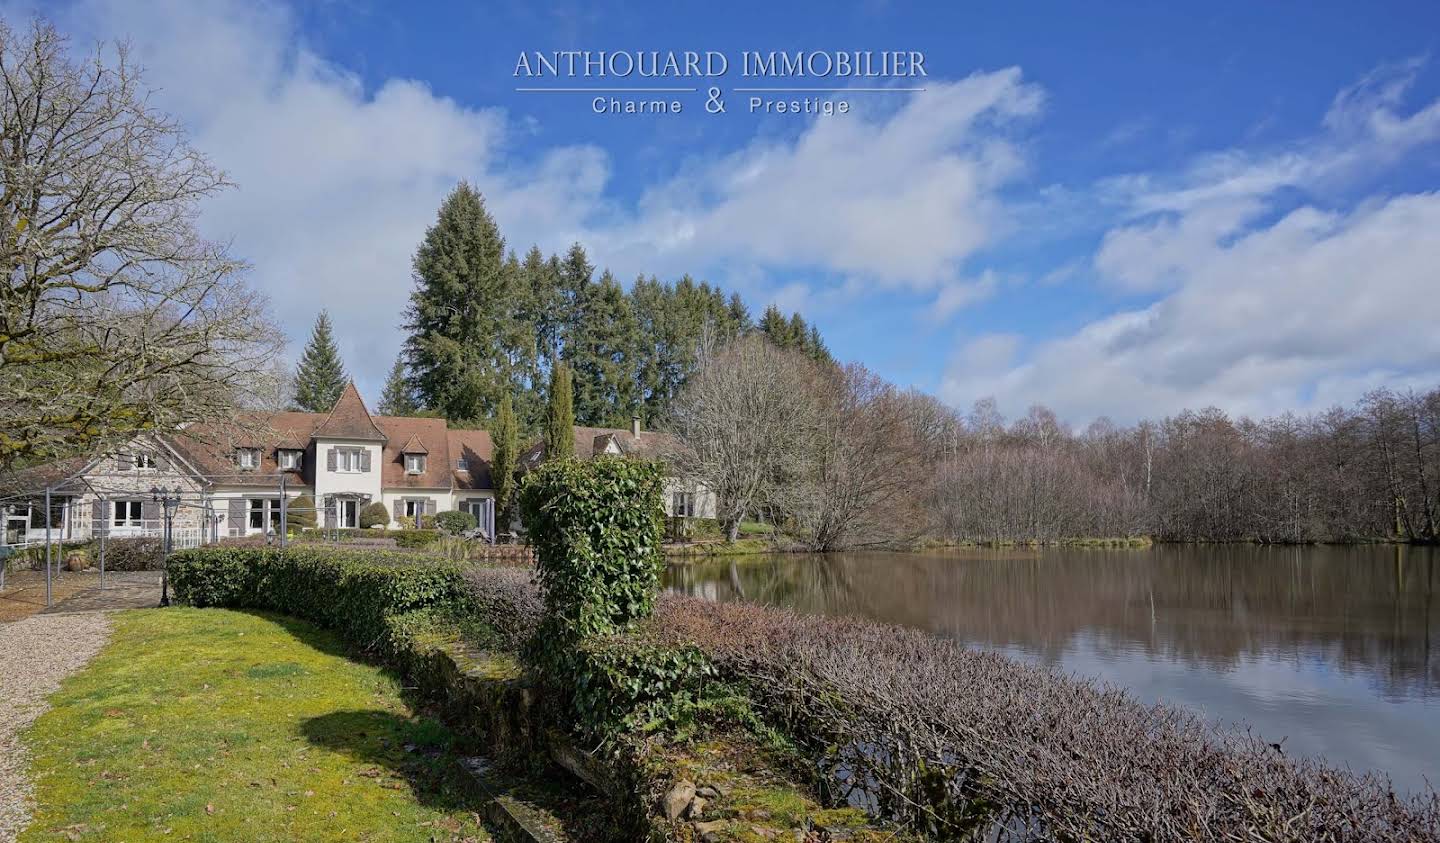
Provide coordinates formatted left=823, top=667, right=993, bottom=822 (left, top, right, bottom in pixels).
left=166, top=546, right=469, bottom=653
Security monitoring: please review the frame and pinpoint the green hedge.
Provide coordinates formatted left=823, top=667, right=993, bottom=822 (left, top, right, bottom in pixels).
left=392, top=529, right=441, bottom=549
left=167, top=546, right=469, bottom=653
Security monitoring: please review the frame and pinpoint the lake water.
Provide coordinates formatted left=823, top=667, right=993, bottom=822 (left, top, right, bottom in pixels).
left=665, top=544, right=1440, bottom=793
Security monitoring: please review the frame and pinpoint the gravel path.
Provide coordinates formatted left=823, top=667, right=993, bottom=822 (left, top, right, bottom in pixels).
left=0, top=613, right=113, bottom=843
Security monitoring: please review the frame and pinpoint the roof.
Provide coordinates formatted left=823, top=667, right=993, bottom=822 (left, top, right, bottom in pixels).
left=447, top=429, right=495, bottom=490
left=372, top=416, right=451, bottom=488
left=521, top=425, right=685, bottom=467
left=311, top=382, right=387, bottom=441
left=0, top=456, right=91, bottom=497
left=398, top=433, right=429, bottom=454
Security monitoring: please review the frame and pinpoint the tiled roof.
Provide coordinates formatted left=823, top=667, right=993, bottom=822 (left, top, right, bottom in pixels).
left=311, top=382, right=387, bottom=441
left=447, top=429, right=495, bottom=490
left=398, top=433, right=429, bottom=454
left=520, top=425, right=685, bottom=467
left=372, top=416, right=451, bottom=488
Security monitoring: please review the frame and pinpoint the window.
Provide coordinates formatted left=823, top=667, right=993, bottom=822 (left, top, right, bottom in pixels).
left=672, top=492, right=695, bottom=518
left=134, top=453, right=156, bottom=469
left=335, top=447, right=364, bottom=473
left=236, top=448, right=260, bottom=469
left=248, top=498, right=281, bottom=532
left=113, top=500, right=143, bottom=528
left=278, top=449, right=302, bottom=470
left=405, top=454, right=426, bottom=474
left=456, top=458, right=469, bottom=471
left=404, top=499, right=424, bottom=526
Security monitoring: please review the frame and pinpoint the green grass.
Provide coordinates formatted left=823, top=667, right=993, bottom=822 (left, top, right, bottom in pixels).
left=21, top=608, right=490, bottom=842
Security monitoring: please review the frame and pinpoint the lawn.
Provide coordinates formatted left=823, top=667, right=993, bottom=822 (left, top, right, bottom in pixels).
left=20, top=608, right=491, bottom=842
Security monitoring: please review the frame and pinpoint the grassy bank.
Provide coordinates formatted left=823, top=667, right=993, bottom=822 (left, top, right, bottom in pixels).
left=20, top=608, right=490, bottom=842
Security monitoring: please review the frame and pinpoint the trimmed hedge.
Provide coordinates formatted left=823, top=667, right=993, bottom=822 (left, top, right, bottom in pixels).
left=392, top=529, right=441, bottom=549
left=167, top=546, right=469, bottom=653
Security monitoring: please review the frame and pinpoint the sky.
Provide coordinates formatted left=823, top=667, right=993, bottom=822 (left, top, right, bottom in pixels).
left=14, top=0, right=1440, bottom=424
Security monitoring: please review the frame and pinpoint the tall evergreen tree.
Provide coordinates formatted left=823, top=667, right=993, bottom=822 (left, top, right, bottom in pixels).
left=806, top=324, right=834, bottom=365
left=377, top=355, right=416, bottom=416
left=491, top=394, right=519, bottom=524
left=403, top=182, right=518, bottom=423
left=567, top=270, right=641, bottom=426
left=556, top=243, right=594, bottom=357
left=292, top=311, right=348, bottom=412
left=543, top=363, right=575, bottom=460
left=758, top=305, right=794, bottom=349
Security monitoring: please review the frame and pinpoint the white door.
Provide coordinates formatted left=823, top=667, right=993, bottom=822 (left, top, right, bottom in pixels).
left=340, top=499, right=358, bottom=528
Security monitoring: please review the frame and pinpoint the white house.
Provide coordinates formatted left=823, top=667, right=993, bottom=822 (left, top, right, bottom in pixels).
left=2, top=383, right=714, bottom=549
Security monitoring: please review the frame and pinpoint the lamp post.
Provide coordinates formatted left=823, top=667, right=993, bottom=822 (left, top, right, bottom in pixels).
left=150, top=486, right=181, bottom=607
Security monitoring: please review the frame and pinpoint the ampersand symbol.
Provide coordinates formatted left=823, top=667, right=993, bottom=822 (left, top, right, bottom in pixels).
left=705, top=87, right=726, bottom=114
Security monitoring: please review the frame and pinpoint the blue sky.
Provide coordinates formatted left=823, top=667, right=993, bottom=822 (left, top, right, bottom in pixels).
left=22, top=0, right=1440, bottom=423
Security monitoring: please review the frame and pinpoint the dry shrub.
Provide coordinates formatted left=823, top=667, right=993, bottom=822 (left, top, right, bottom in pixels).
left=460, top=568, right=1440, bottom=840
left=652, top=595, right=1440, bottom=842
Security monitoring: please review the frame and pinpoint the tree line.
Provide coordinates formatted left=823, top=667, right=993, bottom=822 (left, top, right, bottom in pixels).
left=671, top=335, right=1440, bottom=548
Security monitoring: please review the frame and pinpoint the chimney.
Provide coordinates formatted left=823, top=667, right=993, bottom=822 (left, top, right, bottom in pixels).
left=631, top=414, right=642, bottom=437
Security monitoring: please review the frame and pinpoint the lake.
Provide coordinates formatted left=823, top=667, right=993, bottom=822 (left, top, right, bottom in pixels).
left=665, top=544, right=1440, bottom=793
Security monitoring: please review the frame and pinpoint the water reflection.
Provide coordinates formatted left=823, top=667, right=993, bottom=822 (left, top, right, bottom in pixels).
left=666, top=544, right=1440, bottom=792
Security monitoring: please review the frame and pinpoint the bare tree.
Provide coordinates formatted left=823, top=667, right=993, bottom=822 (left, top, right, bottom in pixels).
left=0, top=19, right=281, bottom=469
left=669, top=334, right=824, bottom=540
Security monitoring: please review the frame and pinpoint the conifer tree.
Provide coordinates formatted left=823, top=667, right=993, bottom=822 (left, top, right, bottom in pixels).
left=726, top=292, right=753, bottom=335
left=758, top=304, right=794, bottom=349
left=556, top=243, right=594, bottom=356
left=543, top=363, right=575, bottom=461
left=292, top=310, right=348, bottom=412
left=567, top=270, right=641, bottom=426
left=491, top=394, right=520, bottom=523
left=377, top=355, right=416, bottom=416
left=403, top=182, right=517, bottom=423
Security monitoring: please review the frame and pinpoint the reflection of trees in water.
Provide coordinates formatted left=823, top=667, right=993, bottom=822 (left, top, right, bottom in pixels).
left=667, top=546, right=1440, bottom=699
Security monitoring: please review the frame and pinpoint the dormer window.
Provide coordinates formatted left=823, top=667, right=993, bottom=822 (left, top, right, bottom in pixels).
left=405, top=454, right=426, bottom=475
left=236, top=448, right=260, bottom=470
left=278, top=449, right=303, bottom=470
left=456, top=458, right=469, bottom=471
left=133, top=453, right=156, bottom=470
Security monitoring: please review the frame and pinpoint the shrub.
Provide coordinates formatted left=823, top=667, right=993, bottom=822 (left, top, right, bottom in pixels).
left=358, top=502, right=390, bottom=529
left=433, top=509, right=477, bottom=535
left=102, top=536, right=166, bottom=570
left=420, top=514, right=437, bottom=530
left=653, top=594, right=1440, bottom=841
left=167, top=546, right=469, bottom=652
left=518, top=456, right=666, bottom=649
left=392, top=529, right=441, bottom=549
left=286, top=494, right=317, bottom=530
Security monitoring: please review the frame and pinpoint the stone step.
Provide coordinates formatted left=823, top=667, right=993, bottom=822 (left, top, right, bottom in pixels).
left=459, top=756, right=572, bottom=843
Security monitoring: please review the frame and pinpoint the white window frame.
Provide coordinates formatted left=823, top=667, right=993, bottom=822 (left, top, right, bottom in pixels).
left=133, top=453, right=156, bottom=470
left=248, top=498, right=281, bottom=533
left=113, top=500, right=143, bottom=528
left=237, top=448, right=260, bottom=470
left=278, top=449, right=302, bottom=470
left=456, top=458, right=469, bottom=471
left=672, top=491, right=695, bottom=518
left=338, top=499, right=358, bottom=528
left=336, top=447, right=363, bottom=473
left=405, top=454, right=426, bottom=474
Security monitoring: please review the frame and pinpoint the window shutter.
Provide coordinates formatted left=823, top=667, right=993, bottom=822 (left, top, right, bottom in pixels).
left=360, top=450, right=372, bottom=472
left=117, top=453, right=133, bottom=471
left=425, top=498, right=437, bottom=515
left=323, top=498, right=337, bottom=529
left=141, top=500, right=160, bottom=530
left=226, top=499, right=245, bottom=536
left=91, top=500, right=108, bottom=537
left=393, top=500, right=404, bottom=522
left=327, top=448, right=337, bottom=471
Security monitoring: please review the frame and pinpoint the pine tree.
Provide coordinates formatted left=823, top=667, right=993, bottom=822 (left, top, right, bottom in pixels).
left=293, top=311, right=348, bottom=412
left=557, top=243, right=594, bottom=358
left=567, top=270, right=641, bottom=426
left=377, top=355, right=416, bottom=416
left=403, top=182, right=518, bottom=423
left=758, top=305, right=794, bottom=349
left=543, top=363, right=575, bottom=461
left=491, top=394, right=519, bottom=524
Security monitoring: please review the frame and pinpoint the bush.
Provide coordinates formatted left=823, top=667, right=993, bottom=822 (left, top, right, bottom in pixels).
left=653, top=594, right=1440, bottom=840
left=358, top=502, right=390, bottom=529
left=420, top=514, right=437, bottom=530
left=287, top=494, right=317, bottom=530
left=519, top=456, right=666, bottom=649
left=102, top=536, right=166, bottom=570
left=167, top=545, right=469, bottom=653
left=433, top=509, right=477, bottom=535
left=392, top=529, right=441, bottom=549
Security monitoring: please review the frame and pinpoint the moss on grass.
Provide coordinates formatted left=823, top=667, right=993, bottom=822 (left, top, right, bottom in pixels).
left=20, top=608, right=491, bottom=842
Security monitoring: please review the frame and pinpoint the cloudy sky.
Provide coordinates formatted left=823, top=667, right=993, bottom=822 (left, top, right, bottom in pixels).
left=15, top=0, right=1440, bottom=423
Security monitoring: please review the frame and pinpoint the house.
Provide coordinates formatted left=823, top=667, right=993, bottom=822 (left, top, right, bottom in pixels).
left=520, top=417, right=717, bottom=520
left=1, top=383, right=498, bottom=547
left=1, top=385, right=714, bottom=551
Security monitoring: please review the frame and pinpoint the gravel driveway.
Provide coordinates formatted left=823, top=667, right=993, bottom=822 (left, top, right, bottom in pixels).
left=0, top=613, right=113, bottom=842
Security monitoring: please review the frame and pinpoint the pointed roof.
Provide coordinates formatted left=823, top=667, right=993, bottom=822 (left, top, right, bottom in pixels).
left=399, top=432, right=428, bottom=454
left=311, top=382, right=387, bottom=441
